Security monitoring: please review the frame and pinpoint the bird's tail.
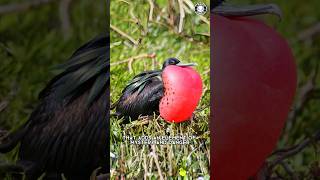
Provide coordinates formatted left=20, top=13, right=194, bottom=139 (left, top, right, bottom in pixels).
left=0, top=124, right=28, bottom=153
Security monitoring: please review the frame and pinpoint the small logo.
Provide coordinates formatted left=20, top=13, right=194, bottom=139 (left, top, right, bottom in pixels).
left=195, top=2, right=207, bottom=15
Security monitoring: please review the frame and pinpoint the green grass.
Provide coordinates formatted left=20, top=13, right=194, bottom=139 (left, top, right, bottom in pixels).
left=110, top=0, right=210, bottom=179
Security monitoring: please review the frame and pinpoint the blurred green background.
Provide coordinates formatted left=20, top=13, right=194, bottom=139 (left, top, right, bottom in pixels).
left=0, top=0, right=106, bottom=178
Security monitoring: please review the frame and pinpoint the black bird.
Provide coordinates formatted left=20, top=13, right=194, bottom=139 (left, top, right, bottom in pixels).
left=113, top=58, right=195, bottom=122
left=0, top=35, right=109, bottom=180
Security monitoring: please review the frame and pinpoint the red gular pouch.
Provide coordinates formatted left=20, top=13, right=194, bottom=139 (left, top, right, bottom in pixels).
left=212, top=3, right=297, bottom=180
left=160, top=65, right=203, bottom=123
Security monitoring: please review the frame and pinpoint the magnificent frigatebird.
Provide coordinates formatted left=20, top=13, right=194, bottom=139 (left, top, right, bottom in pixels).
left=113, top=58, right=196, bottom=122
left=0, top=35, right=109, bottom=180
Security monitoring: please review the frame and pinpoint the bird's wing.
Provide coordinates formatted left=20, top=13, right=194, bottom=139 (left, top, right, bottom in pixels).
left=39, top=35, right=109, bottom=106
left=123, top=70, right=161, bottom=94
left=15, top=35, right=110, bottom=177
left=115, top=75, right=163, bottom=120
left=111, top=70, right=161, bottom=109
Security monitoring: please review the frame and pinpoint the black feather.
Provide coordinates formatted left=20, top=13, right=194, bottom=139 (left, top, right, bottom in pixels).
left=114, top=70, right=163, bottom=122
left=0, top=35, right=109, bottom=179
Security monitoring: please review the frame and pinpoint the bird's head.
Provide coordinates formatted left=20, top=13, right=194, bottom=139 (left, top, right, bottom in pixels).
left=162, top=58, right=197, bottom=69
left=212, top=0, right=282, bottom=19
left=162, top=58, right=180, bottom=69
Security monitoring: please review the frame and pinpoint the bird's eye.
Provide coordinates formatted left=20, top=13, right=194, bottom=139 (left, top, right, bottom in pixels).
left=169, top=59, right=177, bottom=64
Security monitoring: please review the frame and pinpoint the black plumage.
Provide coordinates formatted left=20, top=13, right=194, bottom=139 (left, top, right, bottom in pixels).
left=113, top=70, right=163, bottom=122
left=113, top=58, right=190, bottom=122
left=0, top=35, right=109, bottom=179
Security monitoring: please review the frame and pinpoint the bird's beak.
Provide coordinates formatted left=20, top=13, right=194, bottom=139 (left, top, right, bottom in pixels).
left=176, top=62, right=197, bottom=67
